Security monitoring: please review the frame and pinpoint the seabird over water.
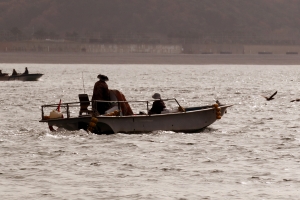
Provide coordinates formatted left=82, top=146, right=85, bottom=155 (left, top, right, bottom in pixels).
left=262, top=91, right=277, bottom=101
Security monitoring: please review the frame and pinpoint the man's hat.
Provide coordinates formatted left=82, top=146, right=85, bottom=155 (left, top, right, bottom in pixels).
left=97, top=74, right=109, bottom=81
left=152, top=93, right=161, bottom=99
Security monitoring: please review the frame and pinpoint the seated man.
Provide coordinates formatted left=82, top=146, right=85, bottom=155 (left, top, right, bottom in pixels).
left=0, top=70, right=8, bottom=76
left=148, top=93, right=166, bottom=115
left=23, top=67, right=29, bottom=74
left=12, top=69, right=18, bottom=76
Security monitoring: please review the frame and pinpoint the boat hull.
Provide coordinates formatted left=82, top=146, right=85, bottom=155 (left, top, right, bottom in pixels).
left=41, top=105, right=230, bottom=134
left=0, top=73, right=43, bottom=81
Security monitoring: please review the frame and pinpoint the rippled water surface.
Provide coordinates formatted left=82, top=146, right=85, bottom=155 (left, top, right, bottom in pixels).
left=0, top=64, right=300, bottom=199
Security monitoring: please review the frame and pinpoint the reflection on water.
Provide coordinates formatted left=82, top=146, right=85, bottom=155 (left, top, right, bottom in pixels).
left=0, top=64, right=300, bottom=199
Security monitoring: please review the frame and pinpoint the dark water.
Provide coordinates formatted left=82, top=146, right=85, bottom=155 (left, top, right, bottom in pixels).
left=0, top=64, right=299, bottom=199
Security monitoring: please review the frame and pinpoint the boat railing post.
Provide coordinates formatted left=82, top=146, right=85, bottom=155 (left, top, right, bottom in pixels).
left=41, top=106, right=44, bottom=119
left=147, top=101, right=149, bottom=114
left=67, top=103, right=70, bottom=118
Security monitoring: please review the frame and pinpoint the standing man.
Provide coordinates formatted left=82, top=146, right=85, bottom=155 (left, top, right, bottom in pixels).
left=92, top=74, right=111, bottom=115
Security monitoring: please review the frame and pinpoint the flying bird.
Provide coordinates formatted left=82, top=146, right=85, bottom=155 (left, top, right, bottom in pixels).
left=262, top=91, right=277, bottom=101
left=290, top=98, right=300, bottom=102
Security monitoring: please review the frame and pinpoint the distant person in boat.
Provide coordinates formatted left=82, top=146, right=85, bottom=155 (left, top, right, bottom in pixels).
left=0, top=70, right=8, bottom=76
left=92, top=74, right=111, bottom=115
left=148, top=93, right=166, bottom=115
left=23, top=67, right=29, bottom=75
left=12, top=69, right=18, bottom=76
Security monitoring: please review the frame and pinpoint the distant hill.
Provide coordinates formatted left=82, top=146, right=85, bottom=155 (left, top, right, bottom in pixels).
left=0, top=0, right=300, bottom=42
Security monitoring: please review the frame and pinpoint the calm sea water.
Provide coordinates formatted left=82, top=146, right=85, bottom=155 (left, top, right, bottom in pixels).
left=0, top=64, right=299, bottom=200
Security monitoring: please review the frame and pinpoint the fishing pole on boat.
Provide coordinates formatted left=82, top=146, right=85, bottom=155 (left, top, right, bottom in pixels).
left=82, top=72, right=86, bottom=94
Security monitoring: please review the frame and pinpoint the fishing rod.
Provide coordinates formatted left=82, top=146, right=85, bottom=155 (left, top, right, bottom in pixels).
left=82, top=72, right=86, bottom=94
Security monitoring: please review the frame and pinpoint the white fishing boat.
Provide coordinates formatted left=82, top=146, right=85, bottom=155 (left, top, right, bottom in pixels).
left=39, top=93, right=232, bottom=134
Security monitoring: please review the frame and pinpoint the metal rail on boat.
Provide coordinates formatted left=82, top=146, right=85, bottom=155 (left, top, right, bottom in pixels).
left=40, top=98, right=184, bottom=120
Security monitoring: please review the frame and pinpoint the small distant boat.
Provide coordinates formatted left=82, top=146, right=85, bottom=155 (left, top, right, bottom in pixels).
left=0, top=73, right=43, bottom=81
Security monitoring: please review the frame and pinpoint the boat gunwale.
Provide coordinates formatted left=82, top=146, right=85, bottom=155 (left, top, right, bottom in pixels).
left=39, top=104, right=232, bottom=122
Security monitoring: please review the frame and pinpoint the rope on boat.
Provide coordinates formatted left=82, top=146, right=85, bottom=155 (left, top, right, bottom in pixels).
left=213, top=104, right=222, bottom=119
left=178, top=106, right=185, bottom=112
left=105, top=110, right=120, bottom=116
left=87, top=117, right=98, bottom=133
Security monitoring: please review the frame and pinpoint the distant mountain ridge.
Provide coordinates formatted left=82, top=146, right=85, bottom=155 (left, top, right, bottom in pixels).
left=0, top=0, right=300, bottom=39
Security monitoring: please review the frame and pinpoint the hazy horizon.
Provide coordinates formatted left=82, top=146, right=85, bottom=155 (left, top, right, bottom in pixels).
left=1, top=0, right=300, bottom=44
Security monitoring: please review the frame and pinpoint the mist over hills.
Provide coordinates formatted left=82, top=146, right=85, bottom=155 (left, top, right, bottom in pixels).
left=1, top=0, right=300, bottom=42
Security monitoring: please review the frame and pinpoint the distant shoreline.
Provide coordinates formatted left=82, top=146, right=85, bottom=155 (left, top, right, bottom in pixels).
left=0, top=52, right=300, bottom=65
